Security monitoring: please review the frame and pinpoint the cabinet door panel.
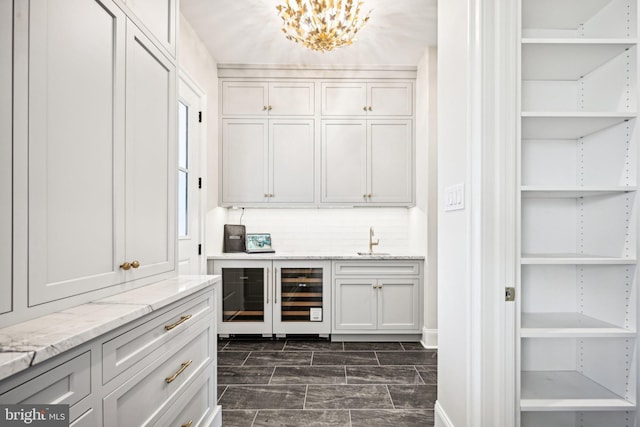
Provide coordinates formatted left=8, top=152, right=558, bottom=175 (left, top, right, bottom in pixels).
left=369, top=120, right=413, bottom=203
left=269, top=82, right=315, bottom=115
left=322, top=121, right=367, bottom=203
left=378, top=279, right=420, bottom=330
left=28, top=0, right=126, bottom=305
left=334, top=279, right=377, bottom=330
left=270, top=120, right=315, bottom=203
left=321, top=82, right=367, bottom=116
left=222, top=119, right=269, bottom=204
left=221, top=82, right=269, bottom=116
left=124, top=0, right=176, bottom=56
left=125, top=24, right=176, bottom=279
left=1, top=0, right=12, bottom=314
left=368, top=83, right=413, bottom=116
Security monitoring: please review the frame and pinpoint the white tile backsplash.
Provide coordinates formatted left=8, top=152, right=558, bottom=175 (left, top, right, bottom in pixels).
left=220, top=208, right=416, bottom=254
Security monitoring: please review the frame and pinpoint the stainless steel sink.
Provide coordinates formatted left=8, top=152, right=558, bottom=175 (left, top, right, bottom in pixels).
left=357, top=252, right=390, bottom=256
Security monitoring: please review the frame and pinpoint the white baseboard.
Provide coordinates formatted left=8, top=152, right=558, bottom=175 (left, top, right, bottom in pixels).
left=421, top=327, right=438, bottom=349
left=434, top=401, right=454, bottom=427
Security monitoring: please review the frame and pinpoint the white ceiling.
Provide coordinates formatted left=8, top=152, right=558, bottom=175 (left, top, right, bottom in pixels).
left=180, top=0, right=437, bottom=66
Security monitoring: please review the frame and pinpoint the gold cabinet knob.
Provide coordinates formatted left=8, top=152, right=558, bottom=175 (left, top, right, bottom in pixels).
left=368, top=106, right=373, bottom=111
left=363, top=106, right=368, bottom=111
left=120, top=261, right=140, bottom=270
left=268, top=105, right=273, bottom=111
left=263, top=105, right=268, bottom=111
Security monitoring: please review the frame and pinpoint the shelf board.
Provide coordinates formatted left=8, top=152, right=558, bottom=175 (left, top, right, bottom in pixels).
left=522, top=0, right=619, bottom=32
left=521, top=113, right=636, bottom=139
left=521, top=313, right=634, bottom=338
left=521, top=186, right=636, bottom=198
left=521, top=371, right=635, bottom=411
left=522, top=40, right=635, bottom=80
left=521, top=254, right=636, bottom=264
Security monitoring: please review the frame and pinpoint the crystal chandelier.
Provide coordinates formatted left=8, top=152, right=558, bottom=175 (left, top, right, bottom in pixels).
left=276, top=0, right=372, bottom=53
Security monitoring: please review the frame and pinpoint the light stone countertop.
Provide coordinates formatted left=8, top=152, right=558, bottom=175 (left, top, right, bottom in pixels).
left=0, top=275, right=219, bottom=382
left=208, top=253, right=425, bottom=260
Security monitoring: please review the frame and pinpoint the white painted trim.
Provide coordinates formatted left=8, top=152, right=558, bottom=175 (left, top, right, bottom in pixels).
left=435, top=401, right=455, bottom=427
left=421, top=327, right=438, bottom=349
left=217, top=64, right=417, bottom=79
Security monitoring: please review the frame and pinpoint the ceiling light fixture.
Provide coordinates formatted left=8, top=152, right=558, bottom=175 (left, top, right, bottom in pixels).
left=276, top=0, right=372, bottom=53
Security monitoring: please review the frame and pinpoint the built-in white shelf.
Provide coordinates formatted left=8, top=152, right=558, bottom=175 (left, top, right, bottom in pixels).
left=521, top=113, right=635, bottom=139
left=521, top=186, right=636, bottom=198
left=521, top=254, right=637, bottom=264
left=522, top=40, right=635, bottom=80
left=522, top=0, right=622, bottom=33
left=521, top=313, right=634, bottom=338
left=521, top=371, right=635, bottom=411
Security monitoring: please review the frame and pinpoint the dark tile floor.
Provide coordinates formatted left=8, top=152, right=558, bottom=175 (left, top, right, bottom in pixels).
left=217, top=338, right=437, bottom=427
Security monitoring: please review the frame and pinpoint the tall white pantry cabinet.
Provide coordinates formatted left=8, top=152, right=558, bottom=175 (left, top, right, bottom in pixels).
left=517, top=0, right=639, bottom=425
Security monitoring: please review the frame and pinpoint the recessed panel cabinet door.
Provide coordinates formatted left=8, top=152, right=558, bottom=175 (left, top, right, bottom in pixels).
left=270, top=120, right=315, bottom=203
left=28, top=0, right=126, bottom=305
left=0, top=0, right=12, bottom=314
left=369, top=120, right=413, bottom=204
left=124, top=0, right=176, bottom=57
left=377, top=279, right=420, bottom=330
left=322, top=120, right=367, bottom=203
left=321, top=82, right=367, bottom=116
left=222, top=119, right=269, bottom=204
left=334, top=279, right=377, bottom=330
left=125, top=24, right=176, bottom=280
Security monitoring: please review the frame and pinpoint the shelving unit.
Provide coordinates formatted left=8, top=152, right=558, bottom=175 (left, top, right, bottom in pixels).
left=519, top=0, right=638, bottom=425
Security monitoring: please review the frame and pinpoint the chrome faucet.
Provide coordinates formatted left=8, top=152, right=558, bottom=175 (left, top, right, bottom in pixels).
left=369, top=226, right=380, bottom=254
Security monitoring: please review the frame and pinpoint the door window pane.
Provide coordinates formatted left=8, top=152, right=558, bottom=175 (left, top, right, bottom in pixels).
left=178, top=101, right=188, bottom=169
left=178, top=170, right=187, bottom=237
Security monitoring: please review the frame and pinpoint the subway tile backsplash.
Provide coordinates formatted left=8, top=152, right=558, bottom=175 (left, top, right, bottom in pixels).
left=222, top=208, right=412, bottom=254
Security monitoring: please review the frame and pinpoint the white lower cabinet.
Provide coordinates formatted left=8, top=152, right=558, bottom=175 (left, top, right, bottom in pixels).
left=212, top=260, right=331, bottom=336
left=0, top=286, right=220, bottom=427
left=333, top=261, right=421, bottom=335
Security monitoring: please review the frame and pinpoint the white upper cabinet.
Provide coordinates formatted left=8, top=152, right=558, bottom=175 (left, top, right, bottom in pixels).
left=221, top=118, right=315, bottom=205
left=322, top=120, right=413, bottom=205
left=18, top=0, right=176, bottom=310
left=123, top=0, right=176, bottom=57
left=27, top=0, right=127, bottom=305
left=1, top=0, right=12, bottom=315
left=221, top=81, right=315, bottom=116
left=222, top=119, right=269, bottom=204
left=125, top=23, right=176, bottom=280
left=321, top=82, right=413, bottom=116
left=322, top=120, right=368, bottom=203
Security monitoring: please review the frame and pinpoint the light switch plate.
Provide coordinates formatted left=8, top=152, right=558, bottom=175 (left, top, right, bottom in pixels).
left=444, top=183, right=465, bottom=211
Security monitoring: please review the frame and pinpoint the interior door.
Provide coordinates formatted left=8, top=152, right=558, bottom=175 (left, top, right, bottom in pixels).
left=177, top=75, right=205, bottom=274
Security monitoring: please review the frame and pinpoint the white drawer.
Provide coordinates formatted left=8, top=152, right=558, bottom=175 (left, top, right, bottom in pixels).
left=0, top=351, right=91, bottom=422
left=102, top=290, right=213, bottom=384
left=333, top=260, right=421, bottom=276
left=154, top=362, right=216, bottom=427
left=103, top=318, right=214, bottom=427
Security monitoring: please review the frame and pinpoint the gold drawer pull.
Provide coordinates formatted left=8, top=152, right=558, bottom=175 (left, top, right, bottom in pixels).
left=164, top=314, right=192, bottom=331
left=165, top=360, right=192, bottom=383
left=182, top=420, right=193, bottom=427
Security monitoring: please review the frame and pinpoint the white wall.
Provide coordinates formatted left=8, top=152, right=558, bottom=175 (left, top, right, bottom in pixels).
left=413, top=47, right=438, bottom=347
left=178, top=14, right=226, bottom=255
left=436, top=0, right=471, bottom=425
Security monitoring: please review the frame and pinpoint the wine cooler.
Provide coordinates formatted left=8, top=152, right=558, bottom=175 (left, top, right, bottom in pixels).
left=212, top=260, right=331, bottom=336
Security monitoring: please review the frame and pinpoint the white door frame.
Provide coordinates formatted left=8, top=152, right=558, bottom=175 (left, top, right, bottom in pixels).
left=178, top=70, right=207, bottom=274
